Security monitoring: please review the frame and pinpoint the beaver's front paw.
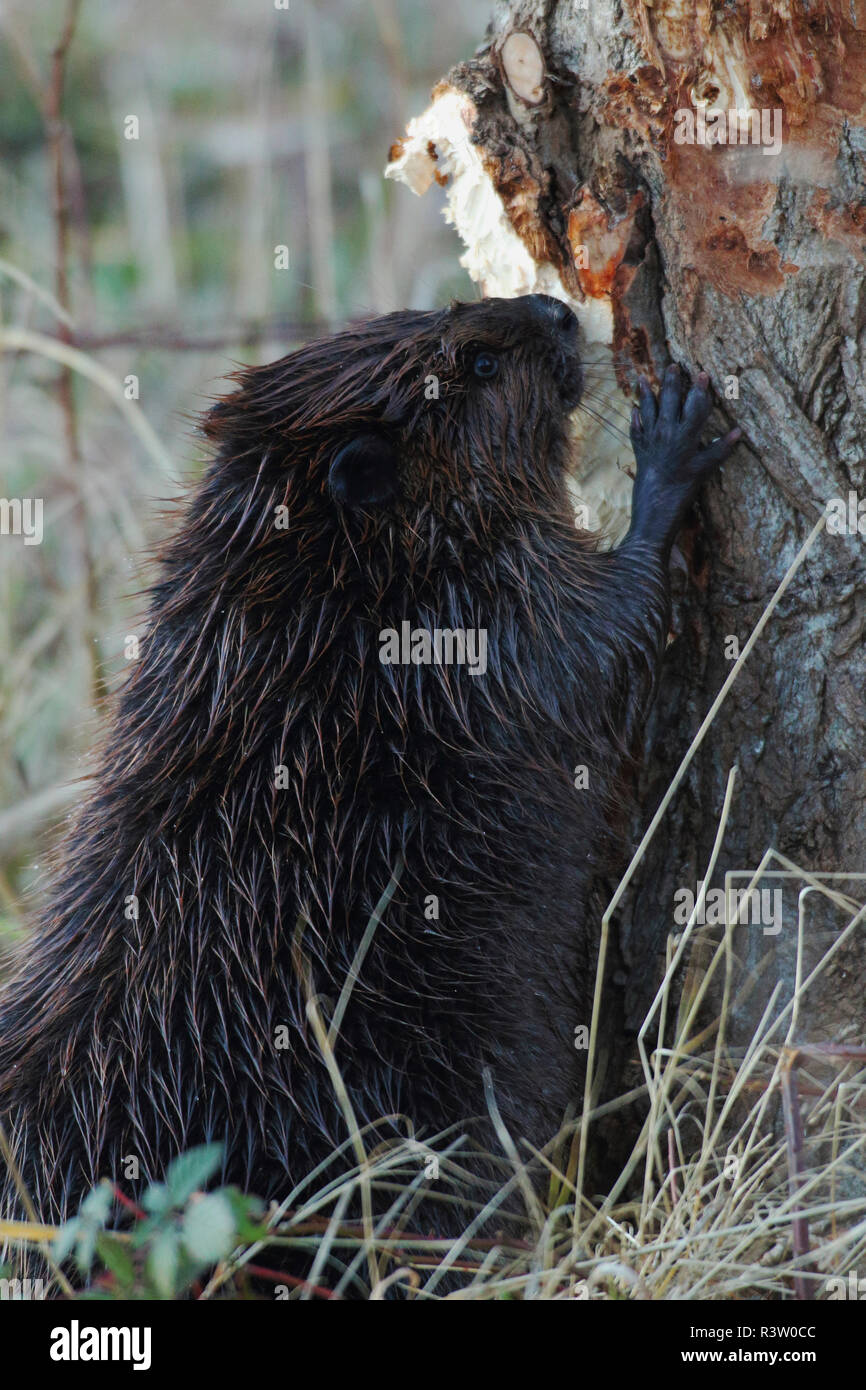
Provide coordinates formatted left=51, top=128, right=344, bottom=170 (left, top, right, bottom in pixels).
left=627, top=366, right=741, bottom=553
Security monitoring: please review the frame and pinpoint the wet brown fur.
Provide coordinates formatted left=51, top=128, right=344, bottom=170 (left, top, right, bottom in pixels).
left=0, top=296, right=670, bottom=1245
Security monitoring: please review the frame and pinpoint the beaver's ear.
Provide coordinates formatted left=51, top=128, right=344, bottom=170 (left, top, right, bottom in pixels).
left=328, top=434, right=399, bottom=508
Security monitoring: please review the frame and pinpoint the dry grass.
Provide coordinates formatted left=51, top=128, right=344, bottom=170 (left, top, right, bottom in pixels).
left=4, top=840, right=863, bottom=1300
left=219, top=858, right=866, bottom=1301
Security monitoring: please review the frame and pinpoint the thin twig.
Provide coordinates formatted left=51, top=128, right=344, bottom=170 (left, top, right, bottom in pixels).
left=780, top=1050, right=813, bottom=1299
left=43, top=1, right=104, bottom=704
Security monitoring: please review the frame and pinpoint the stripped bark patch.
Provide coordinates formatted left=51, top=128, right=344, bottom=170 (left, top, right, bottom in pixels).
left=568, top=189, right=645, bottom=300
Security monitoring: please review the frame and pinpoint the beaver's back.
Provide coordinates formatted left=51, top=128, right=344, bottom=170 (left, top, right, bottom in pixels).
left=0, top=295, right=669, bottom=1244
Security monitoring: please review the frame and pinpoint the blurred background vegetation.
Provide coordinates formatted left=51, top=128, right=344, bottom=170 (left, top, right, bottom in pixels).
left=0, top=0, right=487, bottom=950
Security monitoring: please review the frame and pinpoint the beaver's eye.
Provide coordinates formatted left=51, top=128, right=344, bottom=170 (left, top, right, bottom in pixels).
left=472, top=351, right=499, bottom=380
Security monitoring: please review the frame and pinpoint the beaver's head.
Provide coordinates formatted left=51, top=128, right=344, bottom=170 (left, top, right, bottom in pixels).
left=205, top=295, right=582, bottom=522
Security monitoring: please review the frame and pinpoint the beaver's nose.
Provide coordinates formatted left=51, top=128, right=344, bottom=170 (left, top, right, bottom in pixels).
left=531, top=294, right=578, bottom=334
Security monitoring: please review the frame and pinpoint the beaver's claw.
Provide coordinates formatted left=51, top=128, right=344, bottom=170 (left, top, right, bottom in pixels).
left=627, top=366, right=741, bottom=552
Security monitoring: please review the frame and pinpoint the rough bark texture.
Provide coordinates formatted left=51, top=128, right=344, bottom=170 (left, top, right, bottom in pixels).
left=388, top=1, right=866, bottom=1073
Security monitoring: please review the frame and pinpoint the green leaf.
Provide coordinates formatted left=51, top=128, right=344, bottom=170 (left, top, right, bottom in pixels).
left=95, top=1232, right=136, bottom=1289
left=141, top=1183, right=171, bottom=1215
left=164, top=1144, right=224, bottom=1207
left=80, top=1182, right=115, bottom=1224
left=224, top=1189, right=267, bottom=1243
left=147, top=1227, right=181, bottom=1299
left=74, top=1223, right=99, bottom=1275
left=182, top=1192, right=237, bottom=1264
left=53, top=1216, right=83, bottom=1266
left=54, top=1181, right=115, bottom=1272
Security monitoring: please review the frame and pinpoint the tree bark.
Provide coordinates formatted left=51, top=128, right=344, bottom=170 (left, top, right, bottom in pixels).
left=386, top=1, right=866, bottom=1062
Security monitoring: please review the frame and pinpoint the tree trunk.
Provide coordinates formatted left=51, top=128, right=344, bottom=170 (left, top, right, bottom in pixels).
left=386, top=2, right=866, bottom=1066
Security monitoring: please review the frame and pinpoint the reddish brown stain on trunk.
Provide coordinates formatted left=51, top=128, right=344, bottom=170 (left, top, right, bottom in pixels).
left=567, top=189, right=644, bottom=299
left=602, top=1, right=866, bottom=297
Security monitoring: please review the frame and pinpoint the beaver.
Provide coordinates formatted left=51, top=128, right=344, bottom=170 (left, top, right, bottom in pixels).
left=0, top=294, right=739, bottom=1256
